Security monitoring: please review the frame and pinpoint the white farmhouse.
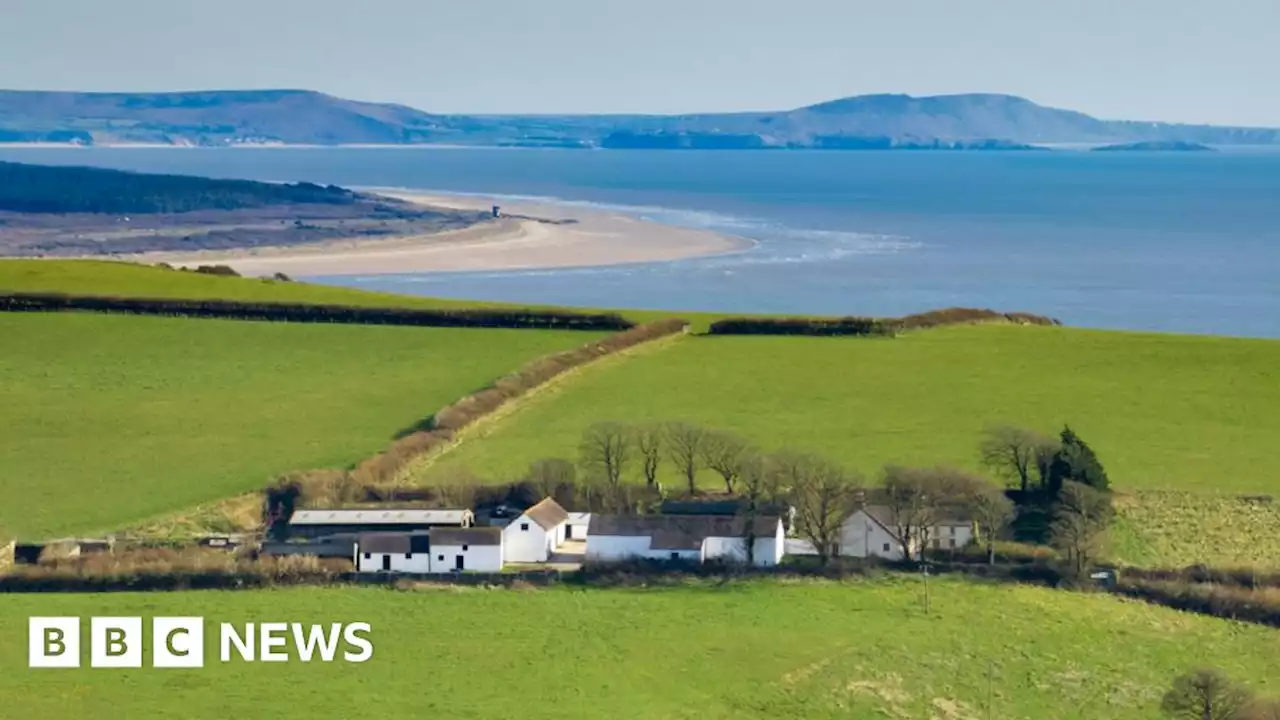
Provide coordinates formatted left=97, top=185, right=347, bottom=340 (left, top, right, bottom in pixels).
left=586, top=515, right=785, bottom=567
left=837, top=505, right=975, bottom=561
left=354, top=527, right=503, bottom=573
left=502, top=498, right=569, bottom=563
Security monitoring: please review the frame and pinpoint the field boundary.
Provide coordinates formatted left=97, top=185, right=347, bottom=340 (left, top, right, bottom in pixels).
left=0, top=291, right=630, bottom=331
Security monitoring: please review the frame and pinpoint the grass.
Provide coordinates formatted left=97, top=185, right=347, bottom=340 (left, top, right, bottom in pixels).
left=1111, top=491, right=1280, bottom=569
left=417, top=325, right=1280, bottom=495
left=0, top=578, right=1277, bottom=719
left=0, top=258, right=720, bottom=328
left=0, top=312, right=601, bottom=538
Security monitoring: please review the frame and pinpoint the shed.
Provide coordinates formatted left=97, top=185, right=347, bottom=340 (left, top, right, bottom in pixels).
left=503, top=497, right=569, bottom=563
left=428, top=527, right=504, bottom=572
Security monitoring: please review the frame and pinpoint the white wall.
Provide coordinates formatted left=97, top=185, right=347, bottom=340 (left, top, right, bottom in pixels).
left=503, top=516, right=565, bottom=563
left=355, top=550, right=432, bottom=573
left=838, top=512, right=908, bottom=561
left=702, top=521, right=785, bottom=567
left=585, top=534, right=651, bottom=562
left=566, top=513, right=591, bottom=540
left=921, top=524, right=974, bottom=553
left=430, top=543, right=503, bottom=572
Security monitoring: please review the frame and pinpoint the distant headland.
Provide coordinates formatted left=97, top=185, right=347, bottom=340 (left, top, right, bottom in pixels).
left=1, top=89, right=1277, bottom=149
left=1091, top=140, right=1217, bottom=152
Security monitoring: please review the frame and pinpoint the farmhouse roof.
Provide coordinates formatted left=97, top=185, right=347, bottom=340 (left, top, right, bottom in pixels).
left=430, top=527, right=502, bottom=547
left=356, top=532, right=432, bottom=554
left=859, top=505, right=973, bottom=532
left=291, top=508, right=473, bottom=526
left=522, top=498, right=569, bottom=531
left=588, top=514, right=780, bottom=549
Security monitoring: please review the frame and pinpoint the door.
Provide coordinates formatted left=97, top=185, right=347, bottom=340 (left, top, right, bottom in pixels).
left=454, top=554, right=465, bottom=571
left=381, top=555, right=391, bottom=572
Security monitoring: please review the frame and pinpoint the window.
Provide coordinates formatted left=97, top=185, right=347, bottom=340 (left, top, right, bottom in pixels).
left=948, top=526, right=955, bottom=536
left=437, top=554, right=444, bottom=562
left=364, top=553, right=371, bottom=560
left=404, top=553, right=412, bottom=559
left=462, top=544, right=469, bottom=551
left=520, top=523, right=529, bottom=531
left=669, top=552, right=680, bottom=561
left=948, top=539, right=956, bottom=549
left=882, top=543, right=890, bottom=553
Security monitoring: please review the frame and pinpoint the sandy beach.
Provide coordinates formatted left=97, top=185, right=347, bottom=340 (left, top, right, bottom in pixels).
left=134, top=190, right=750, bottom=276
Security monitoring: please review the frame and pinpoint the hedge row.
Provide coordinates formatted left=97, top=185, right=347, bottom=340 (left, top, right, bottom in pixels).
left=1113, top=578, right=1280, bottom=629
left=281, top=318, right=690, bottom=507
left=706, top=307, right=1061, bottom=337
left=1121, top=564, right=1280, bottom=589
left=0, top=292, right=631, bottom=331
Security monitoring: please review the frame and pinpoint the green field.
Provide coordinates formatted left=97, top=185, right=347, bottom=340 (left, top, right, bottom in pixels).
left=1112, top=491, right=1280, bottom=569
left=1, top=579, right=1276, bottom=719
left=0, top=312, right=599, bottom=538
left=418, top=326, right=1280, bottom=496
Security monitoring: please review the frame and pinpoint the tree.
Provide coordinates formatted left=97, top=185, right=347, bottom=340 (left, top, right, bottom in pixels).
left=881, top=466, right=983, bottom=562
left=579, top=422, right=633, bottom=505
left=789, top=454, right=861, bottom=565
left=634, top=423, right=664, bottom=491
left=664, top=422, right=706, bottom=495
left=970, top=486, right=1015, bottom=565
left=1049, top=481, right=1113, bottom=578
left=700, top=430, right=752, bottom=493
left=979, top=425, right=1057, bottom=494
left=524, top=458, right=576, bottom=499
left=1161, top=668, right=1254, bottom=720
left=1047, top=425, right=1110, bottom=493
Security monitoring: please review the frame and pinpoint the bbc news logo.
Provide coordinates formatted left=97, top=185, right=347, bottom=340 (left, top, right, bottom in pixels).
left=29, top=617, right=373, bottom=668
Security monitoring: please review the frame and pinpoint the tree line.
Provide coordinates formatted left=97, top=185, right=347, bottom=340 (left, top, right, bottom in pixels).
left=706, top=308, right=1060, bottom=337
left=0, top=292, right=633, bottom=331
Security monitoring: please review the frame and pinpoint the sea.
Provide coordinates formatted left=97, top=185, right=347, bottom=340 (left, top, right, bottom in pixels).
left=3, top=146, right=1278, bottom=338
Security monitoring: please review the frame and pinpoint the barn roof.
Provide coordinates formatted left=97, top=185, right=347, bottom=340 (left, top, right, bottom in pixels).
left=356, top=532, right=431, bottom=554
left=588, top=514, right=781, bottom=549
left=291, top=508, right=473, bottom=526
left=430, top=527, right=502, bottom=547
left=522, top=498, right=569, bottom=531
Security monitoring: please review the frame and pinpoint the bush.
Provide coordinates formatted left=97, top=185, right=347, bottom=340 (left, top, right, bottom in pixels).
left=708, top=316, right=891, bottom=337
left=889, top=307, right=1060, bottom=331
left=1114, top=579, right=1280, bottom=628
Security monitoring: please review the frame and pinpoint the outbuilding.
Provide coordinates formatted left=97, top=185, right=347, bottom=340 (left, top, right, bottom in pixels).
left=288, top=508, right=474, bottom=540
left=355, top=532, right=433, bottom=573
left=503, top=498, right=569, bottom=563
left=566, top=512, right=591, bottom=541
left=354, top=527, right=503, bottom=573
left=586, top=515, right=785, bottom=567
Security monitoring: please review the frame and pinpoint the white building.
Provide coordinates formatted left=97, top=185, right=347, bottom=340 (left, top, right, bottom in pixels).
left=566, top=512, right=591, bottom=541
left=289, top=508, right=474, bottom=540
left=586, top=515, right=786, bottom=567
left=354, top=527, right=502, bottom=573
left=837, top=505, right=975, bottom=561
left=502, top=498, right=569, bottom=563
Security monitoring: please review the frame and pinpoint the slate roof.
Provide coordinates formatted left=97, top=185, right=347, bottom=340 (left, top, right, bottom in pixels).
left=522, top=498, right=570, bottom=531
left=430, top=527, right=502, bottom=547
left=291, top=508, right=473, bottom=526
left=356, top=532, right=432, bottom=554
left=588, top=514, right=781, bottom=550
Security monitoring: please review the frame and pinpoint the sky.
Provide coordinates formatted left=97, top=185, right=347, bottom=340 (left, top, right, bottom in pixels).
left=2, top=0, right=1278, bottom=127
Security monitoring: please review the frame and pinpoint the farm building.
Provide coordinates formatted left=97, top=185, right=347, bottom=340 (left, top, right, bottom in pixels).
left=585, top=515, right=785, bottom=566
left=566, top=512, right=591, bottom=540
left=503, top=497, right=569, bottom=563
left=786, top=505, right=974, bottom=561
left=286, top=508, right=474, bottom=540
left=354, top=527, right=502, bottom=573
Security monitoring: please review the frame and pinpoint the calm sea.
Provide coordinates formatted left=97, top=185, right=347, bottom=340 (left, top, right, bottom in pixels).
left=3, top=146, right=1278, bottom=338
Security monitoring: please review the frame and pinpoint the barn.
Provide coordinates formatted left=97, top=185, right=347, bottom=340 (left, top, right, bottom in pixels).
left=288, top=508, right=474, bottom=540
left=503, top=497, right=569, bottom=563
left=585, top=515, right=785, bottom=566
left=354, top=527, right=503, bottom=573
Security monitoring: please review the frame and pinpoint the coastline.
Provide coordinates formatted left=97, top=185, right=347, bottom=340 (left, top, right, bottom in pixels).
left=130, top=190, right=752, bottom=276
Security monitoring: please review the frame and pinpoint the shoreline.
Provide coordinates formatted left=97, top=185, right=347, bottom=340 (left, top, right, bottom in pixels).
left=129, top=190, right=753, bottom=276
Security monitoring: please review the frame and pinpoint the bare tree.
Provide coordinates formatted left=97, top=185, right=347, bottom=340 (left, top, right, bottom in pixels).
left=664, top=422, right=706, bottom=495
left=524, top=457, right=576, bottom=499
left=789, top=453, right=861, bottom=565
left=736, top=452, right=780, bottom=566
left=634, top=423, right=664, bottom=491
left=979, top=425, right=1056, bottom=494
left=969, top=485, right=1015, bottom=565
left=1050, top=481, right=1114, bottom=579
left=1161, top=668, right=1254, bottom=720
left=579, top=422, right=634, bottom=504
left=882, top=466, right=983, bottom=562
left=700, top=430, right=752, bottom=493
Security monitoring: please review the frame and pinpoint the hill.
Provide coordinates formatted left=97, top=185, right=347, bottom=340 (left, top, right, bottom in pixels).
left=1, top=579, right=1277, bottom=719
left=0, top=311, right=600, bottom=538
left=2, top=89, right=1277, bottom=147
left=1091, top=140, right=1217, bottom=152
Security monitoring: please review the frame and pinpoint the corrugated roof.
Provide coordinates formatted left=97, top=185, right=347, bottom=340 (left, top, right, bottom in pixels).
left=522, top=498, right=569, bottom=531
left=430, top=527, right=502, bottom=547
left=291, top=508, right=473, bottom=526
left=588, top=514, right=780, bottom=549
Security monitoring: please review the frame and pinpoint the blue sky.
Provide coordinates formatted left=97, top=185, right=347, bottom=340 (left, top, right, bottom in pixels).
left=2, top=0, right=1277, bottom=126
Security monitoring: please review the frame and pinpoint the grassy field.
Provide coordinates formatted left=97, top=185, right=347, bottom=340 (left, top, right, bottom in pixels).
left=0, top=312, right=600, bottom=538
left=1, top=578, right=1277, bottom=719
left=418, top=326, right=1280, bottom=495
left=0, top=258, right=716, bottom=327
left=1112, top=491, right=1280, bottom=569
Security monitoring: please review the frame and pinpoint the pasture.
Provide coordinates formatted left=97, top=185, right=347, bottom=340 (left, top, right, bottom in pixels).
left=0, top=578, right=1277, bottom=719
left=417, top=325, right=1280, bottom=495
left=0, top=312, right=600, bottom=538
